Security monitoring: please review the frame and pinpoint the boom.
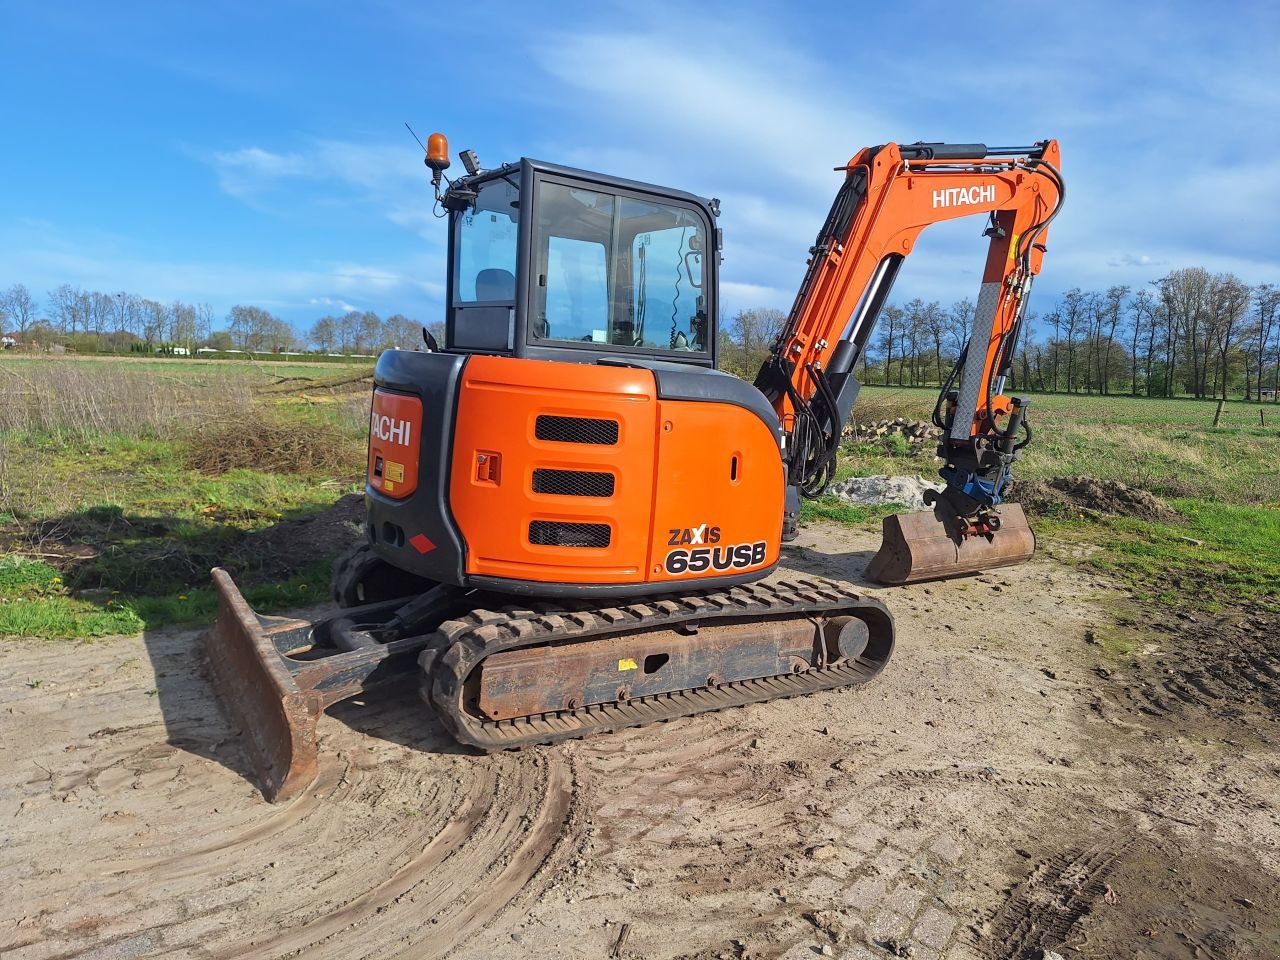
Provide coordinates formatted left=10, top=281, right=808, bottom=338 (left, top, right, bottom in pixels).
left=754, top=140, right=1064, bottom=535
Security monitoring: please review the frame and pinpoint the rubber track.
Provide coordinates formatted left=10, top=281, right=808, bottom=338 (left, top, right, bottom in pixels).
left=421, top=578, right=894, bottom=752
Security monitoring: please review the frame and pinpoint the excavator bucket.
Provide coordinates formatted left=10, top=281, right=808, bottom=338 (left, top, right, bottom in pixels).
left=865, top=503, right=1036, bottom=585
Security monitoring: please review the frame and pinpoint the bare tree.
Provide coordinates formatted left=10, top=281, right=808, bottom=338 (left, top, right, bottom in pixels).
left=1, top=283, right=38, bottom=336
left=945, top=298, right=974, bottom=358
left=383, top=314, right=423, bottom=350
left=139, top=299, right=167, bottom=347
left=168, top=302, right=198, bottom=348
left=336, top=311, right=361, bottom=353
left=228, top=304, right=292, bottom=352
left=1246, top=284, right=1278, bottom=400
left=1097, top=285, right=1128, bottom=394
left=726, top=308, right=785, bottom=378
left=1061, top=288, right=1087, bottom=391
left=48, top=284, right=86, bottom=337
left=875, top=304, right=904, bottom=385
left=916, top=301, right=944, bottom=385
left=358, top=311, right=383, bottom=353
left=1014, top=327, right=1038, bottom=392
left=88, top=291, right=116, bottom=336
left=1126, top=289, right=1155, bottom=395
left=196, top=303, right=215, bottom=346
left=1207, top=273, right=1250, bottom=400
left=310, top=316, right=338, bottom=353
left=1157, top=268, right=1212, bottom=397
left=901, top=299, right=928, bottom=386
left=1042, top=305, right=1063, bottom=391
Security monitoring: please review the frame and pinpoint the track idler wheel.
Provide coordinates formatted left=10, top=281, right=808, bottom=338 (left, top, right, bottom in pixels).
left=330, top=542, right=435, bottom=607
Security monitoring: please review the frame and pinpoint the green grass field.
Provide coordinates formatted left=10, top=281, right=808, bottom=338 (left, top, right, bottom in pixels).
left=821, top=386, right=1280, bottom=616
left=1, top=357, right=1277, bottom=637
left=847, top=385, right=1279, bottom=504
left=0, top=356, right=371, bottom=636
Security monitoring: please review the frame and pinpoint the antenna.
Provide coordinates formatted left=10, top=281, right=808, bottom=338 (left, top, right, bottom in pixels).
left=404, top=122, right=427, bottom=153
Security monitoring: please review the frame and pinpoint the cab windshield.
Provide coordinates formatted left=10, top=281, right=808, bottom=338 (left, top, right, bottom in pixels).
left=532, top=181, right=708, bottom=353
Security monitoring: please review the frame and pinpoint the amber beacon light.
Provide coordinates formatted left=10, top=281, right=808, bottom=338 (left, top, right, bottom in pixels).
left=426, top=132, right=450, bottom=172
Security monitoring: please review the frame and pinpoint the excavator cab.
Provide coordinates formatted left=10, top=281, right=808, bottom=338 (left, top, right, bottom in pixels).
left=443, top=160, right=718, bottom=365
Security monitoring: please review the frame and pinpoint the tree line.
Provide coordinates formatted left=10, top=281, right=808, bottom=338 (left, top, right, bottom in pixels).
left=5, top=266, right=1277, bottom=398
left=720, top=267, right=1279, bottom=401
left=0, top=282, right=426, bottom=355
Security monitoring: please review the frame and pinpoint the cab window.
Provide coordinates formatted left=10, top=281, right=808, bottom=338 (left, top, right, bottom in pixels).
left=454, top=176, right=519, bottom=304
left=531, top=180, right=707, bottom=353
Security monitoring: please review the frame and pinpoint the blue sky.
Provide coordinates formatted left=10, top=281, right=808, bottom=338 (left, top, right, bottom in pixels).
left=2, top=0, right=1277, bottom=335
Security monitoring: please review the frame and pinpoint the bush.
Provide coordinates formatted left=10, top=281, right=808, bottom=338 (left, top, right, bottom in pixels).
left=184, top=408, right=364, bottom=476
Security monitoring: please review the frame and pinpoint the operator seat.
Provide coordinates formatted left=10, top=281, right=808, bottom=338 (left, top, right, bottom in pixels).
left=475, top=268, right=515, bottom=302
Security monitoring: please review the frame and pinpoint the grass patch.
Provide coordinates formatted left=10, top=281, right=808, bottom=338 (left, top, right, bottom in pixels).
left=0, top=361, right=371, bottom=640
left=800, top=499, right=898, bottom=526
left=0, top=555, right=63, bottom=596
left=0, top=596, right=145, bottom=639
left=0, top=556, right=146, bottom=637
left=1038, top=499, right=1280, bottom=613
left=0, top=497, right=353, bottom=639
left=842, top=388, right=1280, bottom=505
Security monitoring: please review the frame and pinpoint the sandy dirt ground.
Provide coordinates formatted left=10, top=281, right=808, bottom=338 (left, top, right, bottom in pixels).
left=2, top=522, right=1277, bottom=960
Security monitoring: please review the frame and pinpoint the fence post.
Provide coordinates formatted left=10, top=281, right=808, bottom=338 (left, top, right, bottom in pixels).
left=1213, top=399, right=1225, bottom=428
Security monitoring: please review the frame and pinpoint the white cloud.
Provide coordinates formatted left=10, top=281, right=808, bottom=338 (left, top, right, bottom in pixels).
left=527, top=9, right=1280, bottom=316
left=720, top=280, right=790, bottom=309
left=204, top=138, right=443, bottom=243
left=533, top=28, right=887, bottom=198
left=1106, top=253, right=1168, bottom=270
left=209, top=146, right=307, bottom=199
left=308, top=297, right=359, bottom=313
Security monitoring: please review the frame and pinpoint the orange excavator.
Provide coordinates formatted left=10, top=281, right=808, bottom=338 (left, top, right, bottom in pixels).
left=210, top=136, right=1063, bottom=801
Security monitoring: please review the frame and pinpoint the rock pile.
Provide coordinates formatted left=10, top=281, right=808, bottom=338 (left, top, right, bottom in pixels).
left=846, top=417, right=942, bottom=445
left=828, top=474, right=945, bottom=507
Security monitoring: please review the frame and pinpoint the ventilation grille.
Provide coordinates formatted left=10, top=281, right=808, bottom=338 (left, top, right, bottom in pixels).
left=535, top=415, right=619, bottom=445
left=529, top=520, right=612, bottom=548
left=532, top=468, right=616, bottom=498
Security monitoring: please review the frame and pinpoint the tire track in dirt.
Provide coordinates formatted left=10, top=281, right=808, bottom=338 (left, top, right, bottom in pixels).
left=975, top=825, right=1140, bottom=958
left=0, top=631, right=580, bottom=960
left=1108, top=617, right=1280, bottom=736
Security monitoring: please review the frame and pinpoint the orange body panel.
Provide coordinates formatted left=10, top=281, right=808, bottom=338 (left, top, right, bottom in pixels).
left=449, top=355, right=783, bottom=586
left=451, top=356, right=657, bottom=583
left=647, top=399, right=783, bottom=583
left=368, top=389, right=422, bottom=499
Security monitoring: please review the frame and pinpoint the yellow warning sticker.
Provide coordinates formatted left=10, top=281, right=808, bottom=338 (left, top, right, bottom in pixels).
left=384, top=479, right=395, bottom=492
left=385, top=461, right=405, bottom=482
left=1008, top=232, right=1021, bottom=261
left=618, top=658, right=638, bottom=672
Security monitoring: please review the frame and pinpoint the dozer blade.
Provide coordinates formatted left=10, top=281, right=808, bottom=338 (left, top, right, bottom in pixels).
left=206, top=568, right=437, bottom=803
left=864, top=503, right=1036, bottom=585
left=207, top=569, right=323, bottom=803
